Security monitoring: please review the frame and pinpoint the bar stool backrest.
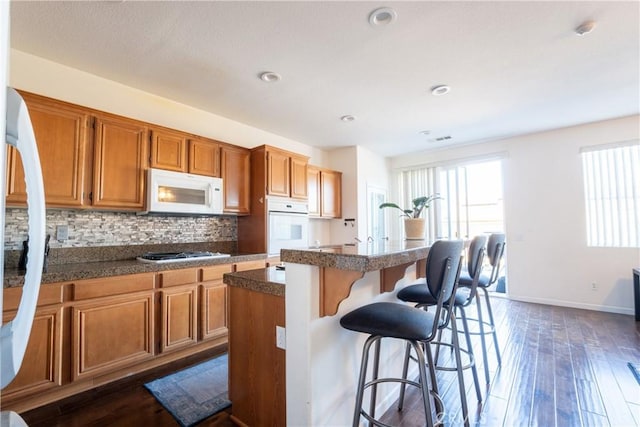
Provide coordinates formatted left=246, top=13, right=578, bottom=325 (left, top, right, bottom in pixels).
left=425, top=239, right=464, bottom=332
left=462, top=235, right=488, bottom=301
left=486, top=233, right=506, bottom=285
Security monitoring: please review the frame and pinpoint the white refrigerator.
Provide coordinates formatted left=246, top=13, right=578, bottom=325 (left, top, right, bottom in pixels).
left=1, top=2, right=48, bottom=425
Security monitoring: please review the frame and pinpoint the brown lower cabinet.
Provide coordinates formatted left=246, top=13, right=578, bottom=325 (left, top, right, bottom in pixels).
left=0, top=261, right=255, bottom=413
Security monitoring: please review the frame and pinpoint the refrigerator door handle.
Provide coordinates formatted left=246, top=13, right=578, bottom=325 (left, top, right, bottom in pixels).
left=1, top=87, right=46, bottom=388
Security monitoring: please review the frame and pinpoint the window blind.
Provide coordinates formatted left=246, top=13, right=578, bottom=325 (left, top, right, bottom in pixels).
left=581, top=141, right=640, bottom=247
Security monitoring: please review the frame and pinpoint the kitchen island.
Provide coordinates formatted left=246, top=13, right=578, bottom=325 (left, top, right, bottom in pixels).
left=223, top=240, right=431, bottom=426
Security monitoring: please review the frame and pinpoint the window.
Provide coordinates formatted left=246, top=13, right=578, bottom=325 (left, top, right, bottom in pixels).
left=581, top=141, right=639, bottom=247
left=438, top=160, right=504, bottom=239
left=396, top=158, right=504, bottom=241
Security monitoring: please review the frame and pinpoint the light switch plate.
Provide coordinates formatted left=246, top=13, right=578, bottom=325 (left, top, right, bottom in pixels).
left=276, top=326, right=286, bottom=350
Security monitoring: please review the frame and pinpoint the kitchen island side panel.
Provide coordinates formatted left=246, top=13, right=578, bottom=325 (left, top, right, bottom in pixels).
left=228, top=285, right=286, bottom=426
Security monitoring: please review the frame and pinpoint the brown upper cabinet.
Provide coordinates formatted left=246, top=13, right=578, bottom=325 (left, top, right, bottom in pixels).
left=149, top=128, right=187, bottom=172
left=6, top=92, right=91, bottom=208
left=220, top=144, right=250, bottom=215
left=91, top=113, right=148, bottom=210
left=307, top=165, right=342, bottom=218
left=149, top=129, right=221, bottom=178
left=6, top=92, right=147, bottom=211
left=5, top=91, right=253, bottom=215
left=188, top=137, right=221, bottom=177
left=255, top=145, right=309, bottom=200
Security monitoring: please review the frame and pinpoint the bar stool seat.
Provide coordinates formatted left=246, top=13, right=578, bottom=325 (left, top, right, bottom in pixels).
left=341, top=302, right=436, bottom=340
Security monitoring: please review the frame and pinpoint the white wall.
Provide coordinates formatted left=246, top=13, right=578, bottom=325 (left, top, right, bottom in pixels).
left=391, top=115, right=640, bottom=315
left=9, top=50, right=330, bottom=166
left=319, top=145, right=390, bottom=245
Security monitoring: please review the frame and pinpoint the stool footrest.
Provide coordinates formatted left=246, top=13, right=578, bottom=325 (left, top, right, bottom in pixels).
left=359, top=378, right=444, bottom=427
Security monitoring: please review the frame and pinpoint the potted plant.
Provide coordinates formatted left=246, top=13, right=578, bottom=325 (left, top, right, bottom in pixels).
left=379, top=195, right=440, bottom=240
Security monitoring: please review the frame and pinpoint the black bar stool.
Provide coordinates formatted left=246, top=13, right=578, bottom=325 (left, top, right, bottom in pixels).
left=340, top=239, right=463, bottom=427
left=397, top=235, right=487, bottom=426
left=458, top=233, right=505, bottom=384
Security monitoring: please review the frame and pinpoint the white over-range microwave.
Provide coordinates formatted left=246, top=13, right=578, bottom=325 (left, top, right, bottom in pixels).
left=142, top=168, right=224, bottom=215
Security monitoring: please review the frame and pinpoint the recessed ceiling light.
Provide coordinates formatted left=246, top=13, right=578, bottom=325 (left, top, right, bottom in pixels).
left=368, top=7, right=397, bottom=27
left=574, top=20, right=596, bottom=36
left=431, top=85, right=451, bottom=96
left=340, top=115, right=356, bottom=122
left=259, top=71, right=281, bottom=83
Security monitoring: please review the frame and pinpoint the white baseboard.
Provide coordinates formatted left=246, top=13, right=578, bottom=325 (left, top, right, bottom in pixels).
left=507, top=294, right=634, bottom=316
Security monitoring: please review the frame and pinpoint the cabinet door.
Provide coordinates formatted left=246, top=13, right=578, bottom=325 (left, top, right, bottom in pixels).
left=321, top=170, right=342, bottom=218
left=92, top=115, right=148, bottom=210
left=1, top=306, right=63, bottom=399
left=161, top=286, right=198, bottom=352
left=290, top=155, right=308, bottom=199
left=200, top=282, right=228, bottom=341
left=267, top=150, right=290, bottom=197
left=150, top=128, right=187, bottom=172
left=188, top=138, right=220, bottom=177
left=6, top=93, right=90, bottom=207
left=72, top=292, right=155, bottom=380
left=221, top=145, right=250, bottom=214
left=200, top=264, right=232, bottom=341
left=307, top=166, right=321, bottom=217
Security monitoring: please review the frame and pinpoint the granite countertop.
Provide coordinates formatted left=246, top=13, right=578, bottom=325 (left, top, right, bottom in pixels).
left=3, top=253, right=266, bottom=288
left=280, top=240, right=431, bottom=272
left=223, top=266, right=286, bottom=297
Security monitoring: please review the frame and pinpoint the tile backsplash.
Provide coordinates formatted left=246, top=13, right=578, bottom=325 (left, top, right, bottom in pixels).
left=4, top=208, right=237, bottom=251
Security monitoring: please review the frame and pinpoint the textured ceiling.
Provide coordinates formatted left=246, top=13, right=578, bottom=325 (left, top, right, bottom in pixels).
left=9, top=1, right=640, bottom=157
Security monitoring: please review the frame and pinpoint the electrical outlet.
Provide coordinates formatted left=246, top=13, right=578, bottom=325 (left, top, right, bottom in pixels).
left=56, top=225, right=69, bottom=241
left=276, top=326, right=286, bottom=350
left=591, top=282, right=597, bottom=291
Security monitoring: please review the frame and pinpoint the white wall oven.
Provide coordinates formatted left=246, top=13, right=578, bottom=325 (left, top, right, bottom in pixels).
left=267, top=198, right=309, bottom=256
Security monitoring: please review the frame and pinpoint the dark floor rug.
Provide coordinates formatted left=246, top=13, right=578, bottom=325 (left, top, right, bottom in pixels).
left=628, top=363, right=640, bottom=385
left=144, top=353, right=231, bottom=427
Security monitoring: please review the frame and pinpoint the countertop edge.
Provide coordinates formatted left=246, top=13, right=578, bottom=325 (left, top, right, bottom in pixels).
left=223, top=267, right=285, bottom=297
left=3, top=253, right=267, bottom=288
left=280, top=244, right=430, bottom=272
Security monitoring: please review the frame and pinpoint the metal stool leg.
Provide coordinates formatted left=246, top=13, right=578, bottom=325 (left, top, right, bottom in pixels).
left=481, top=287, right=502, bottom=366
left=475, top=292, right=491, bottom=384
left=352, top=335, right=376, bottom=427
left=450, top=309, right=470, bottom=427
left=459, top=306, right=482, bottom=403
left=398, top=341, right=411, bottom=411
left=411, top=340, right=435, bottom=427
left=370, top=338, right=381, bottom=421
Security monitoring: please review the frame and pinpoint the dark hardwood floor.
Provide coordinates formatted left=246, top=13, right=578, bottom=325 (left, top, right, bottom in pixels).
left=19, top=297, right=639, bottom=426
left=380, top=296, right=640, bottom=426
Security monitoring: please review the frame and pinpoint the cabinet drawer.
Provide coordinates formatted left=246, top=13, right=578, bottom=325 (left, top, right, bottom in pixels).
left=3, top=283, right=64, bottom=311
left=158, top=268, right=199, bottom=287
left=73, top=273, right=155, bottom=301
left=234, top=260, right=267, bottom=272
left=201, top=264, right=233, bottom=282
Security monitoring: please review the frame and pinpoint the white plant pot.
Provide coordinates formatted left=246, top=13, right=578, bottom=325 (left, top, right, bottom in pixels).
left=404, top=218, right=426, bottom=240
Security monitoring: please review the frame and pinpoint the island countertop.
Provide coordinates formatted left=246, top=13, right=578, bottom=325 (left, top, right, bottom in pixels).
left=223, top=266, right=286, bottom=297
left=280, top=240, right=431, bottom=271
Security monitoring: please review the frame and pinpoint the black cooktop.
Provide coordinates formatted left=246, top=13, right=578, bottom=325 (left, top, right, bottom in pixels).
left=136, top=251, right=231, bottom=263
